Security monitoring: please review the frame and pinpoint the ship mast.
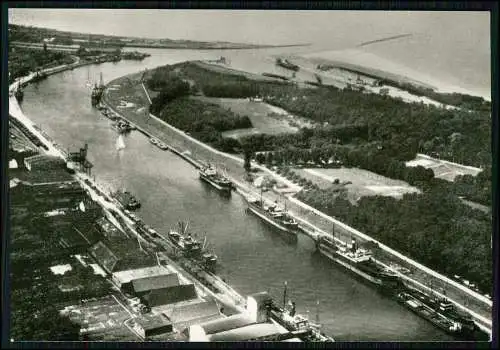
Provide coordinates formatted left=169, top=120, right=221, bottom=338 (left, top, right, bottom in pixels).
left=283, top=281, right=288, bottom=309
left=99, top=72, right=104, bottom=88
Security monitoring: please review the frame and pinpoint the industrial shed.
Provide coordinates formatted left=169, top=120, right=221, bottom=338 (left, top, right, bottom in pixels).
left=132, top=314, right=173, bottom=339
left=112, top=265, right=170, bottom=287
left=207, top=323, right=288, bottom=341
left=163, top=299, right=223, bottom=330
left=141, top=283, right=198, bottom=308
left=24, top=154, right=66, bottom=171
left=122, top=273, right=180, bottom=297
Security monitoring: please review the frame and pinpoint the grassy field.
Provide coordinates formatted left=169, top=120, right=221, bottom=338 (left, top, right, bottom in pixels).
left=297, top=167, right=420, bottom=201
left=406, top=154, right=483, bottom=182
left=194, top=96, right=299, bottom=139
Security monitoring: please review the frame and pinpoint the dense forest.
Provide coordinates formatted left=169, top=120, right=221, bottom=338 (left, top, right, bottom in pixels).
left=147, top=61, right=491, bottom=206
left=296, top=186, right=492, bottom=293
left=8, top=46, right=74, bottom=83
left=153, top=96, right=252, bottom=153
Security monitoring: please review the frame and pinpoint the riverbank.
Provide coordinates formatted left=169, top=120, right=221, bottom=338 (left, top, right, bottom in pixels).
left=102, top=69, right=491, bottom=338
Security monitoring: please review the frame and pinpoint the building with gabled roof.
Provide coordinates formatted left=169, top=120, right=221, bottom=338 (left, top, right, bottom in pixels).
left=141, top=284, right=198, bottom=308
left=122, top=273, right=180, bottom=297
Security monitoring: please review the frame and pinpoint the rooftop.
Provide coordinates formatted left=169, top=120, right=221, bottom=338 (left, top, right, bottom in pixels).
left=130, top=273, right=180, bottom=294
left=199, top=313, right=255, bottom=335
left=142, top=284, right=198, bottom=307
left=112, top=265, right=171, bottom=285
left=135, top=313, right=172, bottom=331
left=208, top=322, right=286, bottom=341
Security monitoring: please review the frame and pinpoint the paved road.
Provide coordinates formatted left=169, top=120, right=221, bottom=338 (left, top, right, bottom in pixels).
left=100, top=76, right=492, bottom=336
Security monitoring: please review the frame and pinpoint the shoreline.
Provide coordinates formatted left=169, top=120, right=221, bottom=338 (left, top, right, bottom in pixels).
left=8, top=60, right=491, bottom=338
left=299, top=52, right=490, bottom=102
left=102, top=68, right=492, bottom=335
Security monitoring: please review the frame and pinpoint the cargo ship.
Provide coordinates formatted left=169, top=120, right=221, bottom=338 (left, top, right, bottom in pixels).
left=112, top=189, right=141, bottom=210
left=268, top=284, right=334, bottom=342
left=245, top=192, right=301, bottom=238
left=396, top=290, right=464, bottom=336
left=199, top=164, right=233, bottom=195
left=316, top=228, right=400, bottom=289
left=398, top=287, right=483, bottom=339
left=275, top=58, right=300, bottom=72
left=167, top=222, right=218, bottom=271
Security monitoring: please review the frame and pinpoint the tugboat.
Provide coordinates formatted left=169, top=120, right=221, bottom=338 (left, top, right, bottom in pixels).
left=245, top=191, right=301, bottom=238
left=198, top=164, right=233, bottom=195
left=112, top=189, right=141, bottom=210
left=275, top=58, right=300, bottom=72
left=316, top=226, right=400, bottom=290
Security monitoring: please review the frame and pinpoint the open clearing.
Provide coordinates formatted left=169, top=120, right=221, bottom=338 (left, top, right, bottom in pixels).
left=300, top=167, right=420, bottom=201
left=194, top=97, right=306, bottom=139
left=406, top=154, right=483, bottom=182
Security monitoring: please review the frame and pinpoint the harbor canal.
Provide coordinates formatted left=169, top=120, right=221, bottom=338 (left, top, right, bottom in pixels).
left=18, top=50, right=454, bottom=341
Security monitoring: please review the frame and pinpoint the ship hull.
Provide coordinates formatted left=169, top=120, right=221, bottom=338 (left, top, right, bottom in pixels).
left=396, top=295, right=465, bottom=337
left=246, top=205, right=299, bottom=238
left=199, top=174, right=232, bottom=195
left=317, top=243, right=384, bottom=285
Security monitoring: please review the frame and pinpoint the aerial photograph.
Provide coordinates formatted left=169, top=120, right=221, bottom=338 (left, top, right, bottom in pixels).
left=6, top=8, right=493, bottom=343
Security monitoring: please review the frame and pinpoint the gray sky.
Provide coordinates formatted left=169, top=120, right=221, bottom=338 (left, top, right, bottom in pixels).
left=8, top=9, right=490, bottom=47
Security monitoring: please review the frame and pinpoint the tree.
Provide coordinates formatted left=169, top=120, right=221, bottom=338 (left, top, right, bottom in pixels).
left=244, top=149, right=252, bottom=172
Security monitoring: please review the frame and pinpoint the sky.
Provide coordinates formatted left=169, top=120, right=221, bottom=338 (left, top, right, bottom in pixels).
left=8, top=9, right=490, bottom=47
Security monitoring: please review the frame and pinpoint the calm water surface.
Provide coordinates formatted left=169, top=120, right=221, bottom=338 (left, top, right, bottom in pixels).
left=19, top=50, right=454, bottom=341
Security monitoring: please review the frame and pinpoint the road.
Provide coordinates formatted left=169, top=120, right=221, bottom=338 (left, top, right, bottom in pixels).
left=101, top=76, right=492, bottom=337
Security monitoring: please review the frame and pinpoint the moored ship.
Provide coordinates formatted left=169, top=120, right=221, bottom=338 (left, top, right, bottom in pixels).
left=245, top=192, right=301, bottom=238
left=396, top=291, right=464, bottom=336
left=167, top=222, right=218, bottom=271
left=316, top=228, right=400, bottom=289
left=112, top=189, right=141, bottom=210
left=275, top=58, right=300, bottom=72
left=399, top=286, right=483, bottom=339
left=91, top=72, right=105, bottom=107
left=14, top=82, right=24, bottom=102
left=199, top=164, right=233, bottom=195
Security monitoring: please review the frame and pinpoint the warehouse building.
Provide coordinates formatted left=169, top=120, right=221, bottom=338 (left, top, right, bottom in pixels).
left=111, top=265, right=171, bottom=288
left=141, top=284, right=198, bottom=308
left=187, top=292, right=297, bottom=341
left=24, top=154, right=66, bottom=171
left=122, top=273, right=180, bottom=298
left=132, top=314, right=173, bottom=339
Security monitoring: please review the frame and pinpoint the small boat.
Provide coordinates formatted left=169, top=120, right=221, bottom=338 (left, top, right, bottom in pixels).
left=156, top=141, right=169, bottom=150
left=150, top=137, right=159, bottom=145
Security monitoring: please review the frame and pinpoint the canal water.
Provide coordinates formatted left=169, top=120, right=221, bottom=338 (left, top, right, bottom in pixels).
left=19, top=49, right=454, bottom=341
